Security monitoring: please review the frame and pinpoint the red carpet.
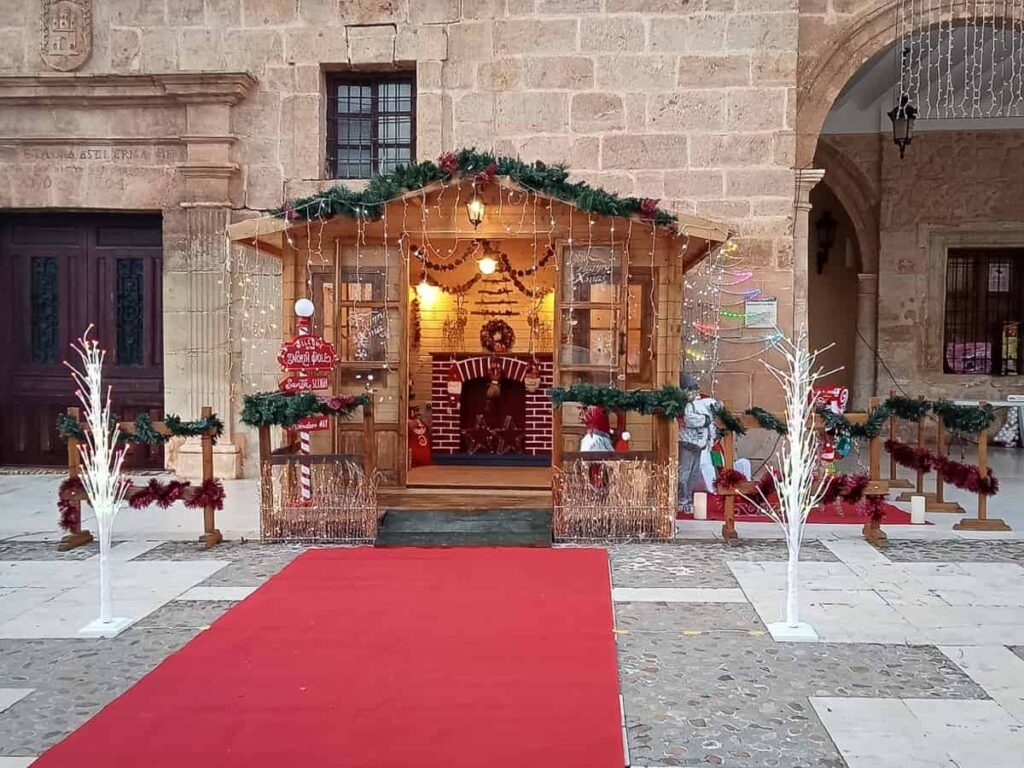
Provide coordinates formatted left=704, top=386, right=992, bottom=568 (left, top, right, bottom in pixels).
left=678, top=494, right=918, bottom=524
left=33, top=548, right=623, bottom=768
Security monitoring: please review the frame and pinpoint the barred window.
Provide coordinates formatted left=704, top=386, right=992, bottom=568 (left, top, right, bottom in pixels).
left=943, top=248, right=1024, bottom=376
left=326, top=72, right=415, bottom=180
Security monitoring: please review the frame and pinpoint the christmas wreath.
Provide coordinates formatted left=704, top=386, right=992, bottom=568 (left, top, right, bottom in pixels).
left=480, top=318, right=515, bottom=353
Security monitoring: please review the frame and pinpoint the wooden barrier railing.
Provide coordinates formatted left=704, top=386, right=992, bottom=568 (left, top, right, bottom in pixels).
left=715, top=397, right=890, bottom=545
left=953, top=424, right=1009, bottom=531
left=59, top=406, right=223, bottom=552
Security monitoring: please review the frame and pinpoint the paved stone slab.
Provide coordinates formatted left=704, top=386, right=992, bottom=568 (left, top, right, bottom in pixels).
left=177, top=586, right=258, bottom=602
left=0, top=688, right=33, bottom=713
left=940, top=645, right=1024, bottom=723
left=612, top=587, right=748, bottom=603
left=615, top=601, right=766, bottom=634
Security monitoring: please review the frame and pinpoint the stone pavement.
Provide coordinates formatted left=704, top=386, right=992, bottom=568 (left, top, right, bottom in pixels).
left=3, top=467, right=1024, bottom=766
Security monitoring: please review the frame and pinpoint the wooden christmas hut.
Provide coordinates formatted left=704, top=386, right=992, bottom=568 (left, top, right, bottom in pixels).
left=227, top=151, right=730, bottom=514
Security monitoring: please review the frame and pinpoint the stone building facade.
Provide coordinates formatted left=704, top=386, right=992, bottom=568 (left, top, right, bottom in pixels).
left=0, top=0, right=1019, bottom=475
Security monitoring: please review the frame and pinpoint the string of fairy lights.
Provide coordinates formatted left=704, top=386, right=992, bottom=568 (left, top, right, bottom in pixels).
left=681, top=238, right=781, bottom=394
left=895, top=0, right=1024, bottom=119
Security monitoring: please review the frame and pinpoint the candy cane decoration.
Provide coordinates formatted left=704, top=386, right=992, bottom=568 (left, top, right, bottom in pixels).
left=295, top=298, right=315, bottom=503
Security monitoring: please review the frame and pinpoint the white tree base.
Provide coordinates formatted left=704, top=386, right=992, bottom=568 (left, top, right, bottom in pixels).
left=78, top=616, right=133, bottom=638
left=767, top=621, right=819, bottom=642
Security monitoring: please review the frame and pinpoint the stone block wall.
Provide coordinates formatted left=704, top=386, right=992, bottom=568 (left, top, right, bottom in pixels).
left=0, top=0, right=805, bottom=473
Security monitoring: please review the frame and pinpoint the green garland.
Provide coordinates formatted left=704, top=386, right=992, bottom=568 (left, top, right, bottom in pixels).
left=548, top=383, right=689, bottom=418
left=714, top=405, right=747, bottom=436
left=277, top=149, right=678, bottom=228
left=56, top=412, right=224, bottom=446
left=931, top=399, right=995, bottom=435
left=240, top=391, right=370, bottom=429
left=885, top=396, right=931, bottom=422
left=746, top=406, right=788, bottom=435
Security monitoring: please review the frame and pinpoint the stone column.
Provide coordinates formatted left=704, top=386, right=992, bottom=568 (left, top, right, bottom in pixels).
left=852, top=272, right=879, bottom=410
left=793, top=169, right=826, bottom=341
left=164, top=96, right=249, bottom=480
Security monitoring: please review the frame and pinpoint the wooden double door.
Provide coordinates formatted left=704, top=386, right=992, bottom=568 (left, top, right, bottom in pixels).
left=0, top=213, right=165, bottom=467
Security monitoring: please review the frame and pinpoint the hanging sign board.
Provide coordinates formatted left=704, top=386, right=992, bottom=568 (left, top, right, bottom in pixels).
left=278, top=334, right=337, bottom=371
left=744, top=298, right=777, bottom=329
left=279, top=374, right=331, bottom=393
left=291, top=415, right=330, bottom=432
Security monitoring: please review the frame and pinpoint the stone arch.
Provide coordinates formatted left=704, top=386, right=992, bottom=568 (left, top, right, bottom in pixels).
left=813, top=137, right=881, bottom=273
left=796, top=0, right=1023, bottom=166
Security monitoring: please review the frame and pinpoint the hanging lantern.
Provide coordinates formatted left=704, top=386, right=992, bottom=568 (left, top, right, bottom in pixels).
left=887, top=95, right=917, bottom=159
left=815, top=211, right=837, bottom=274
left=466, top=195, right=486, bottom=229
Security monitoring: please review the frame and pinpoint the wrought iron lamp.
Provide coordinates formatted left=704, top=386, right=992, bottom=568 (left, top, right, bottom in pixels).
left=815, top=211, right=837, bottom=274
left=887, top=95, right=917, bottom=159
left=466, top=194, right=486, bottom=230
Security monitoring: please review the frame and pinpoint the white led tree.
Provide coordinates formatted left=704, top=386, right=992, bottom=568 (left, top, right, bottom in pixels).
left=66, top=327, right=133, bottom=637
left=746, top=333, right=832, bottom=642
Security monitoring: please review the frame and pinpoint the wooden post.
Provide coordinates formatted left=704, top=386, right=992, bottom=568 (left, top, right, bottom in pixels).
left=887, top=390, right=912, bottom=489
left=863, top=397, right=888, bottom=546
left=57, top=406, right=94, bottom=552
left=551, top=407, right=563, bottom=469
left=362, top=398, right=376, bottom=479
left=721, top=400, right=738, bottom=544
left=198, top=406, right=223, bottom=549
left=896, top=415, right=932, bottom=502
left=927, top=418, right=964, bottom=513
left=654, top=413, right=671, bottom=510
left=258, top=424, right=273, bottom=533
left=954, top=422, right=1011, bottom=531
left=867, top=396, right=881, bottom=483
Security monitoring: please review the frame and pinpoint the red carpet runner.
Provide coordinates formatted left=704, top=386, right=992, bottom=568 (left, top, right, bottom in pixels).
left=33, top=548, right=623, bottom=768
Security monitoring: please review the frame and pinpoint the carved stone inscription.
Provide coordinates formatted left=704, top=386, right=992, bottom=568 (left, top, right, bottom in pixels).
left=40, top=0, right=93, bottom=72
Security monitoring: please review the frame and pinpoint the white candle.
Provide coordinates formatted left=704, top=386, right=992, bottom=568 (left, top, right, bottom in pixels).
left=693, top=492, right=708, bottom=520
left=911, top=495, right=926, bottom=525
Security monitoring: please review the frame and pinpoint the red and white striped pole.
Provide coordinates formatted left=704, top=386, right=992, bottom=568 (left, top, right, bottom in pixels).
left=294, top=298, right=315, bottom=504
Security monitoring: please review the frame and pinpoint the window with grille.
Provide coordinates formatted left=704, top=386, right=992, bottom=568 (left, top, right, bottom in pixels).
left=943, top=248, right=1023, bottom=376
left=326, top=72, right=415, bottom=180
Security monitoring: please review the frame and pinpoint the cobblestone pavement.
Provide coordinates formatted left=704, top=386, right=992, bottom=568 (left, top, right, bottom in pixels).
left=0, top=538, right=1010, bottom=765
left=0, top=541, right=109, bottom=561
left=882, top=539, right=1024, bottom=563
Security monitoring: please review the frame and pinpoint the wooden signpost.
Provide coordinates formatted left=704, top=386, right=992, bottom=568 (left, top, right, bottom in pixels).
left=280, top=300, right=337, bottom=504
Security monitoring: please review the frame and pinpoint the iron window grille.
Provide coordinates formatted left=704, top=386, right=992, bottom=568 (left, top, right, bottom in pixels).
left=943, top=248, right=1023, bottom=376
left=326, top=72, right=416, bottom=180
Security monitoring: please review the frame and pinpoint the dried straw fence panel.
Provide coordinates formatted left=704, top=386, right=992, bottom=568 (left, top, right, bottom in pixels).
left=261, top=456, right=378, bottom=542
left=553, top=454, right=676, bottom=541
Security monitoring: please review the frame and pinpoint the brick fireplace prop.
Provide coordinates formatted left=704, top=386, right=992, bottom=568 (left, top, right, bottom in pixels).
left=430, top=353, right=553, bottom=457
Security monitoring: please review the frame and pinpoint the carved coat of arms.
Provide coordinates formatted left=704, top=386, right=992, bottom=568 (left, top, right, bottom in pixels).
left=40, top=0, right=92, bottom=72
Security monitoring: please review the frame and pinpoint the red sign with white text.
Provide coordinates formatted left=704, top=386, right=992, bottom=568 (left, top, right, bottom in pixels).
left=291, top=416, right=330, bottom=432
left=278, top=335, right=337, bottom=371
left=279, top=374, right=331, bottom=393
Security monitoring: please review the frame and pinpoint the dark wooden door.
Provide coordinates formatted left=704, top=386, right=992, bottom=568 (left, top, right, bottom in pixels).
left=0, top=213, right=164, bottom=467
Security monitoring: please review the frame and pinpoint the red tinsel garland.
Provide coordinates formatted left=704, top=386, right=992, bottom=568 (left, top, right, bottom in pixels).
left=59, top=477, right=227, bottom=528
left=57, top=476, right=85, bottom=531
left=884, top=439, right=932, bottom=473
left=714, top=468, right=747, bottom=492
left=885, top=439, right=1000, bottom=496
